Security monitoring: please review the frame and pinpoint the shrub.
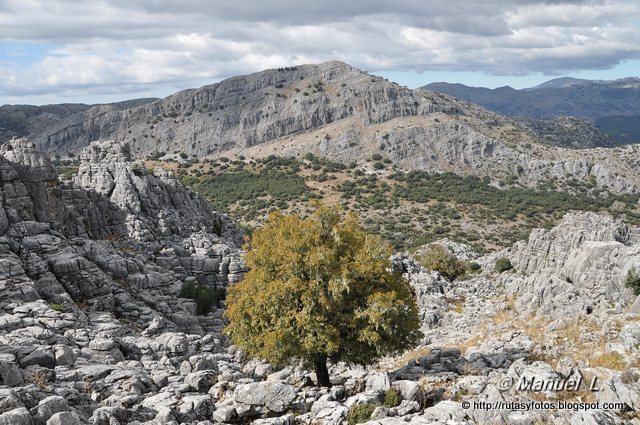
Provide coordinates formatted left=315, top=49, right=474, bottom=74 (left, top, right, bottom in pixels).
left=384, top=387, right=401, bottom=407
left=495, top=257, right=513, bottom=273
left=50, top=303, right=65, bottom=313
left=180, top=282, right=222, bottom=315
left=625, top=267, right=640, bottom=295
left=420, top=244, right=467, bottom=282
left=347, top=403, right=377, bottom=424
left=373, top=162, right=384, bottom=170
left=371, top=153, right=383, bottom=161
left=469, top=262, right=481, bottom=272
left=131, top=164, right=144, bottom=176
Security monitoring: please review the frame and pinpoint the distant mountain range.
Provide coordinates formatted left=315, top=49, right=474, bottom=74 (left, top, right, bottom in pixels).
left=424, top=77, right=640, bottom=143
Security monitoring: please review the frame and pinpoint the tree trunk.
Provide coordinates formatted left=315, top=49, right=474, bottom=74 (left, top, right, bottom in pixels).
left=314, top=357, right=331, bottom=387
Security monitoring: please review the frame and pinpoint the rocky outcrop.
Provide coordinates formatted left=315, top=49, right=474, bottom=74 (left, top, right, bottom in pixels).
left=503, top=212, right=639, bottom=319
left=28, top=62, right=447, bottom=158
left=0, top=139, right=251, bottom=423
left=73, top=140, right=243, bottom=245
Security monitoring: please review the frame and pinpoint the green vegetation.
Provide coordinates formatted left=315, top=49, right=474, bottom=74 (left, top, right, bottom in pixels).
left=495, top=257, right=513, bottom=273
left=390, top=171, right=639, bottom=221
left=384, top=387, right=401, bottom=407
left=224, top=206, right=422, bottom=387
left=53, top=157, right=80, bottom=180
left=180, top=282, right=223, bottom=315
left=624, top=267, right=640, bottom=295
left=49, top=303, right=65, bottom=313
left=170, top=153, right=640, bottom=252
left=469, top=262, right=481, bottom=272
left=180, top=156, right=312, bottom=222
left=596, top=115, right=640, bottom=144
left=131, top=164, right=145, bottom=176
left=56, top=166, right=78, bottom=180
left=346, top=403, right=377, bottom=424
left=419, top=244, right=467, bottom=282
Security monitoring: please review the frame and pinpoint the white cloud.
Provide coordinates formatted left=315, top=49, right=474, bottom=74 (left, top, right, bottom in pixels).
left=0, top=0, right=639, bottom=103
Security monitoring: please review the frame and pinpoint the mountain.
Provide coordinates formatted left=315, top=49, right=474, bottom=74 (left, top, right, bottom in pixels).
left=2, top=61, right=640, bottom=197
left=0, top=99, right=157, bottom=147
left=424, top=77, right=640, bottom=143
left=526, top=76, right=603, bottom=90
left=0, top=138, right=639, bottom=424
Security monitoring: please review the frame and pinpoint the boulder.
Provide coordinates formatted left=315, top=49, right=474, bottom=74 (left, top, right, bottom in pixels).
left=233, top=382, right=297, bottom=417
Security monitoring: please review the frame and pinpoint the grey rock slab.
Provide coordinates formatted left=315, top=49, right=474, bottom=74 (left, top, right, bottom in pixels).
left=0, top=407, right=33, bottom=425
left=32, top=396, right=69, bottom=423
left=0, top=361, right=23, bottom=387
left=233, top=381, right=297, bottom=416
left=45, top=411, right=86, bottom=425
left=365, top=372, right=391, bottom=393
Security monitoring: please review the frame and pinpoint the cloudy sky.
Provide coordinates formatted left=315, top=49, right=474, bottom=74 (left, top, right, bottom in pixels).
left=1, top=0, right=639, bottom=105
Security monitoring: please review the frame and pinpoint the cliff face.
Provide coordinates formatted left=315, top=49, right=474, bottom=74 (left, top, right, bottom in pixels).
left=72, top=140, right=243, bottom=245
left=28, top=61, right=447, bottom=157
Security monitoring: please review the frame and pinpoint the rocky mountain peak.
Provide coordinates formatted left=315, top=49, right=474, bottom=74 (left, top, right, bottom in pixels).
left=79, top=138, right=133, bottom=165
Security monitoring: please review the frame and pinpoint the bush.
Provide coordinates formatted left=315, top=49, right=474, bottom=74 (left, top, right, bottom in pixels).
left=384, top=387, right=401, bottom=407
left=50, top=303, right=65, bottom=313
left=371, top=153, right=383, bottom=161
left=625, top=267, right=640, bottom=295
left=373, top=162, right=384, bottom=170
left=469, top=262, right=481, bottom=272
left=180, top=282, right=222, bottom=315
left=347, top=403, right=377, bottom=424
left=420, top=244, right=467, bottom=282
left=495, top=257, right=513, bottom=273
left=131, top=164, right=144, bottom=176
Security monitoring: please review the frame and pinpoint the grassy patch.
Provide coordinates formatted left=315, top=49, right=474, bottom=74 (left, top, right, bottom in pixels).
left=346, top=403, right=377, bottom=424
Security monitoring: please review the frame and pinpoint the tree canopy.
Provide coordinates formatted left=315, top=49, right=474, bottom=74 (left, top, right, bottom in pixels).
left=419, top=244, right=467, bottom=282
left=223, top=206, right=422, bottom=386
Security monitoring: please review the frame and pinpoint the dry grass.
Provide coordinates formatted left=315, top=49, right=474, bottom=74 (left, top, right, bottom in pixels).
left=456, top=335, right=483, bottom=356
left=30, top=371, right=48, bottom=390
left=385, top=346, right=432, bottom=370
left=452, top=297, right=465, bottom=314
left=590, top=352, right=627, bottom=370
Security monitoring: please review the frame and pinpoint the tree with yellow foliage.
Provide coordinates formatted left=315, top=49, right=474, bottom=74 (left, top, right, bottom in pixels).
left=224, top=206, right=422, bottom=387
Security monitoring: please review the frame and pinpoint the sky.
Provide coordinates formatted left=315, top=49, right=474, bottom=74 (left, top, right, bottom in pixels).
left=1, top=0, right=639, bottom=105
